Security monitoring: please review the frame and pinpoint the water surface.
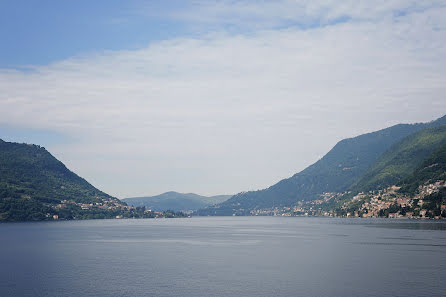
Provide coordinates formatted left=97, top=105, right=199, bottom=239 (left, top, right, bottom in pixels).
left=1, top=217, right=445, bottom=297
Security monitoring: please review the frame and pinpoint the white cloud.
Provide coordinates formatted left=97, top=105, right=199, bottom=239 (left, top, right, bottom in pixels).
left=164, top=0, right=446, bottom=29
left=1, top=2, right=446, bottom=197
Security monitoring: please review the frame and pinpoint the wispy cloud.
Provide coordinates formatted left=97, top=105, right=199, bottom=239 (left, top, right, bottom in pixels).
left=1, top=1, right=446, bottom=197
left=156, top=0, right=446, bottom=29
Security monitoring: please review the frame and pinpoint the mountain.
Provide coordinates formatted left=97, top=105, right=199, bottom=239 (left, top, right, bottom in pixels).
left=123, top=192, right=231, bottom=212
left=325, top=131, right=446, bottom=219
left=350, top=125, right=446, bottom=192
left=197, top=115, right=446, bottom=216
left=0, top=140, right=115, bottom=203
left=0, top=139, right=155, bottom=221
left=276, top=136, right=446, bottom=219
left=398, top=141, right=446, bottom=194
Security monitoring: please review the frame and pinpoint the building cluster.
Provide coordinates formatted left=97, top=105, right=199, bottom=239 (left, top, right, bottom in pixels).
left=250, top=207, right=291, bottom=216
left=54, top=197, right=133, bottom=211
left=351, top=181, right=446, bottom=219
left=248, top=180, right=446, bottom=219
left=49, top=197, right=170, bottom=219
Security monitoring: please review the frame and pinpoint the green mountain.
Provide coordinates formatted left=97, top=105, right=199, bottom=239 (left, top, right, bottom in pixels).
left=0, top=139, right=131, bottom=221
left=275, top=137, right=446, bottom=219
left=197, top=115, right=446, bottom=216
left=398, top=141, right=446, bottom=194
left=326, top=133, right=446, bottom=219
left=123, top=192, right=231, bottom=212
left=350, top=125, right=446, bottom=192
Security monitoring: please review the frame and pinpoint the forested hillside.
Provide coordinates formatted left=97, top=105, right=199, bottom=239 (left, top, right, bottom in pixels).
left=399, top=141, right=446, bottom=194
left=0, top=140, right=153, bottom=221
left=350, top=125, right=446, bottom=192
left=198, top=115, right=446, bottom=216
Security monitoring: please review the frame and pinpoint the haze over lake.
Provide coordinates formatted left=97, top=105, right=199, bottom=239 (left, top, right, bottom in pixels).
left=1, top=217, right=445, bottom=297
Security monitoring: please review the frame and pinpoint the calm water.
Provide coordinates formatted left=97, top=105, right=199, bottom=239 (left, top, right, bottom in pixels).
left=1, top=217, right=446, bottom=297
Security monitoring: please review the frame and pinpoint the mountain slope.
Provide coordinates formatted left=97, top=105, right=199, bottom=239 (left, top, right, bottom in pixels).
left=198, top=115, right=446, bottom=216
left=350, top=125, right=446, bottom=192
left=398, top=141, right=446, bottom=194
left=0, top=140, right=115, bottom=203
left=123, top=192, right=231, bottom=212
left=0, top=139, right=126, bottom=221
left=276, top=138, right=446, bottom=219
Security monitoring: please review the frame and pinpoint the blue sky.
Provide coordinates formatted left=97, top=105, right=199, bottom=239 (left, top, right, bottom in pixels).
left=0, top=124, right=72, bottom=146
left=1, top=1, right=446, bottom=198
left=0, top=1, right=192, bottom=67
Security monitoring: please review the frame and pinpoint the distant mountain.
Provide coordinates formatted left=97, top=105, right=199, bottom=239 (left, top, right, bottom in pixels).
left=123, top=192, right=231, bottom=212
left=0, top=140, right=156, bottom=221
left=197, top=115, right=446, bottom=216
left=350, top=125, right=446, bottom=192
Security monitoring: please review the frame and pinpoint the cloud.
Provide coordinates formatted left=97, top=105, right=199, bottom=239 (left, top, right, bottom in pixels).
left=1, top=2, right=446, bottom=197
left=162, top=0, right=446, bottom=29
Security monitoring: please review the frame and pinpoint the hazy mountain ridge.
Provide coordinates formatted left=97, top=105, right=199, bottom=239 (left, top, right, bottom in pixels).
left=123, top=192, right=231, bottom=212
left=197, top=115, right=446, bottom=216
left=3, top=115, right=446, bottom=220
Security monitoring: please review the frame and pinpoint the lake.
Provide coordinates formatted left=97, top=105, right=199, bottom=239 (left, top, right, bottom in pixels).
left=1, top=217, right=445, bottom=297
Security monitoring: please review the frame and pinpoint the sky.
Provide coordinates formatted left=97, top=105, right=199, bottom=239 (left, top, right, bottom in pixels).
left=1, top=0, right=446, bottom=198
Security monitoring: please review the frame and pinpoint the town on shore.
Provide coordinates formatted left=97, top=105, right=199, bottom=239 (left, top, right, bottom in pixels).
left=50, top=197, right=186, bottom=220
left=250, top=180, right=446, bottom=219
